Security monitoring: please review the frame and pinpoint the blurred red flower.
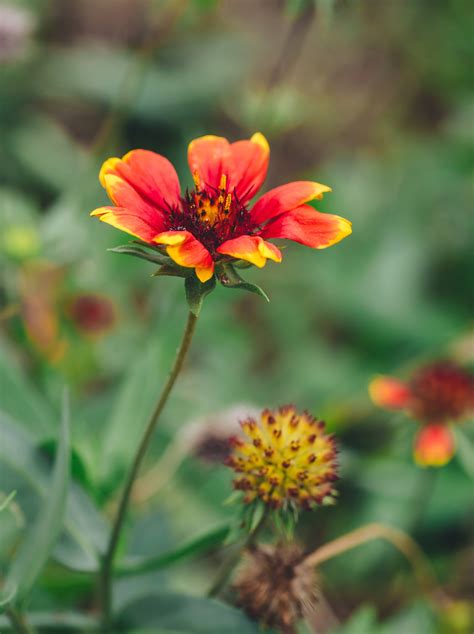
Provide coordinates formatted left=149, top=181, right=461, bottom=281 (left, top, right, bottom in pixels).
left=67, top=293, right=116, bottom=337
left=370, top=362, right=474, bottom=467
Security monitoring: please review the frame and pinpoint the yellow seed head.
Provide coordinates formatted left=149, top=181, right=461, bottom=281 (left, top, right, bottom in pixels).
left=225, top=405, right=338, bottom=510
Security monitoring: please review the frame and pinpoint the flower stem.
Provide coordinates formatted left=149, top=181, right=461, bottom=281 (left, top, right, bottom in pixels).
left=5, top=608, right=36, bottom=634
left=303, top=522, right=446, bottom=605
left=207, top=508, right=268, bottom=598
left=99, top=310, right=198, bottom=630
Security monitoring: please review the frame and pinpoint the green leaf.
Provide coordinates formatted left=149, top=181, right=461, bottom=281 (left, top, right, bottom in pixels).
left=0, top=611, right=98, bottom=630
left=117, top=593, right=266, bottom=634
left=5, top=391, right=71, bottom=605
left=0, top=344, right=56, bottom=437
left=0, top=411, right=108, bottom=573
left=9, top=113, right=86, bottom=192
left=454, top=426, right=474, bottom=479
left=0, top=586, right=17, bottom=608
left=185, top=275, right=216, bottom=316
left=118, top=523, right=229, bottom=576
left=108, top=244, right=172, bottom=265
left=332, top=606, right=378, bottom=634
left=218, top=264, right=270, bottom=302
left=0, top=490, right=16, bottom=513
left=99, top=336, right=175, bottom=487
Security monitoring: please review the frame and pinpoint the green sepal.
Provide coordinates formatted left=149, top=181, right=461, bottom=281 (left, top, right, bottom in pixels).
left=232, top=259, right=254, bottom=269
left=184, top=275, right=216, bottom=316
left=108, top=244, right=172, bottom=266
left=224, top=501, right=266, bottom=545
left=153, top=264, right=194, bottom=278
left=222, top=490, right=243, bottom=507
left=218, top=263, right=270, bottom=302
left=272, top=507, right=297, bottom=541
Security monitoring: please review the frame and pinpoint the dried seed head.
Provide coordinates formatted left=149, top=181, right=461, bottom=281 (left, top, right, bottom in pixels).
left=234, top=543, right=317, bottom=634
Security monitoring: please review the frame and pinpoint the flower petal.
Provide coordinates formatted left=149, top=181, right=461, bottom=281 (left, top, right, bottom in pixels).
left=153, top=230, right=214, bottom=283
left=188, top=135, right=230, bottom=191
left=369, top=376, right=412, bottom=410
left=260, top=204, right=351, bottom=249
left=217, top=235, right=282, bottom=268
left=229, top=132, right=270, bottom=202
left=90, top=206, right=164, bottom=242
left=251, top=181, right=332, bottom=225
left=100, top=149, right=181, bottom=213
left=188, top=133, right=270, bottom=201
left=96, top=173, right=166, bottom=236
left=414, top=424, right=455, bottom=467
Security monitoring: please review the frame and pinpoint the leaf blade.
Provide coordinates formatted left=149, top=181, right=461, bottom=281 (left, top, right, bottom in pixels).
left=118, top=523, right=229, bottom=576
left=219, top=264, right=270, bottom=302
left=5, top=392, right=71, bottom=604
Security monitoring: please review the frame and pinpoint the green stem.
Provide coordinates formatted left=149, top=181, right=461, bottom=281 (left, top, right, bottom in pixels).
left=5, top=608, right=36, bottom=634
left=411, top=468, right=438, bottom=530
left=207, top=508, right=268, bottom=598
left=99, top=310, right=198, bottom=630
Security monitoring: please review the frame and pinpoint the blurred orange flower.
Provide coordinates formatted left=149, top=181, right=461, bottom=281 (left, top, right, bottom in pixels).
left=17, top=261, right=117, bottom=364
left=369, top=362, right=474, bottom=467
left=19, top=261, right=67, bottom=364
left=91, top=133, right=351, bottom=283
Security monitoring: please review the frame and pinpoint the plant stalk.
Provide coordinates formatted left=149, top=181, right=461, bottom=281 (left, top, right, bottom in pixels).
left=303, top=522, right=444, bottom=603
left=207, top=508, right=268, bottom=598
left=99, top=310, right=198, bottom=630
left=5, top=608, right=36, bottom=634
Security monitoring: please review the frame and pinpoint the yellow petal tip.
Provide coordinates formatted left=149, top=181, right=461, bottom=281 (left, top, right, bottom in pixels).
left=251, top=132, right=270, bottom=153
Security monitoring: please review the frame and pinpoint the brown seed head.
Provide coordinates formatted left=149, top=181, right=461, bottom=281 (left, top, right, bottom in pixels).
left=234, top=543, right=317, bottom=634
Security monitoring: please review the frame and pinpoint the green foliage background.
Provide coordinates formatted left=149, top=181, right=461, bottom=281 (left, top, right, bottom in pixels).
left=0, top=0, right=473, bottom=632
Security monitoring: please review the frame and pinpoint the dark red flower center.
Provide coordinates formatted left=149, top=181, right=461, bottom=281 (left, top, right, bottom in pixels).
left=409, top=362, right=474, bottom=422
left=166, top=175, right=255, bottom=255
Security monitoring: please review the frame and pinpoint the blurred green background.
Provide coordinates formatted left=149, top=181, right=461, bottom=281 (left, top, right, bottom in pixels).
left=0, top=0, right=473, bottom=632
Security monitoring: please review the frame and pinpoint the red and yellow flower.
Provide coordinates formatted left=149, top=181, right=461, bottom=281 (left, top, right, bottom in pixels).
left=91, top=133, right=351, bottom=283
left=369, top=362, right=474, bottom=467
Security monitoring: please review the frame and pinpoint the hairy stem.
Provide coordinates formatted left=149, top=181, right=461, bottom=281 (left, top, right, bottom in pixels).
left=99, top=310, right=198, bottom=630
